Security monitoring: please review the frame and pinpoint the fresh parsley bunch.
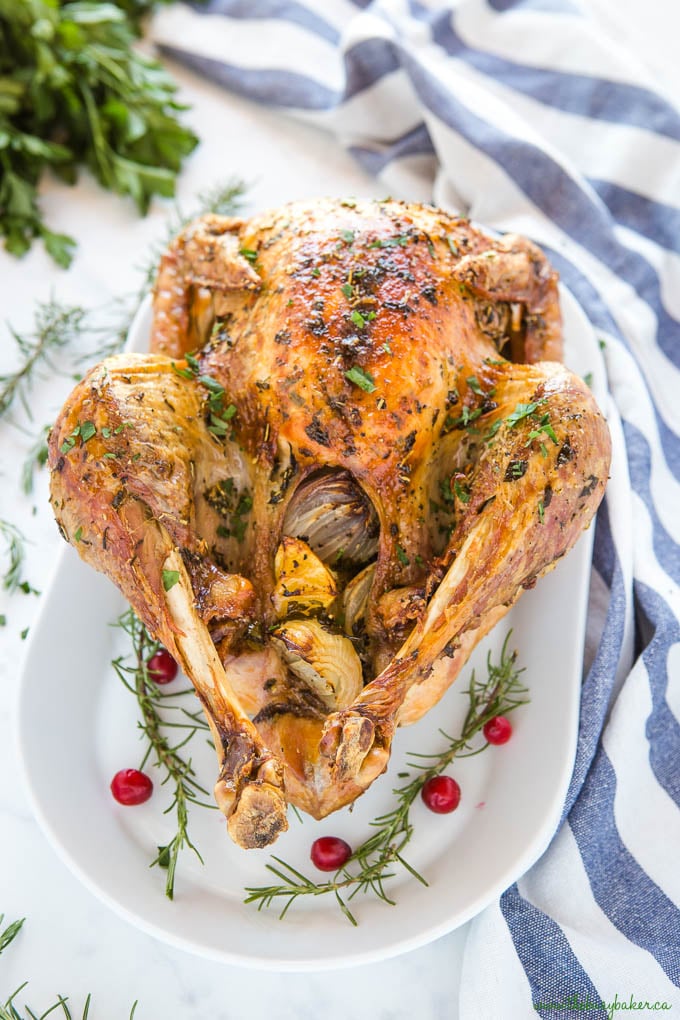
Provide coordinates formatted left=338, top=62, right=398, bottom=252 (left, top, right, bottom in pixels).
left=0, top=0, right=199, bottom=266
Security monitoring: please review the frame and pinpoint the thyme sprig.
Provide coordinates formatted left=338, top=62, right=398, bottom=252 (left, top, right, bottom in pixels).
left=111, top=608, right=214, bottom=900
left=245, top=633, right=528, bottom=925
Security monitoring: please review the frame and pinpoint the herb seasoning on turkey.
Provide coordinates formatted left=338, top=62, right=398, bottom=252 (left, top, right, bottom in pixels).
left=48, top=198, right=611, bottom=850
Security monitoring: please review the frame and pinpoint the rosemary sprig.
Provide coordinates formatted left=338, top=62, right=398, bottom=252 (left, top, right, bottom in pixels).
left=111, top=608, right=214, bottom=899
left=0, top=519, right=27, bottom=592
left=0, top=916, right=138, bottom=1019
left=0, top=302, right=87, bottom=420
left=0, top=914, right=25, bottom=955
left=21, top=425, right=51, bottom=496
left=245, top=633, right=528, bottom=925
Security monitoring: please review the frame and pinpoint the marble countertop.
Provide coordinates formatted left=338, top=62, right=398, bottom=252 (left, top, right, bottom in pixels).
left=1, top=3, right=676, bottom=1016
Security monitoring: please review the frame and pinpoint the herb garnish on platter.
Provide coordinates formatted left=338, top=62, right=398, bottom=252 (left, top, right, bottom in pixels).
left=113, top=609, right=527, bottom=919
left=244, top=634, right=528, bottom=925
left=110, top=608, right=214, bottom=900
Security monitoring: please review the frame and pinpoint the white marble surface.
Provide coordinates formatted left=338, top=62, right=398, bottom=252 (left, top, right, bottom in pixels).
left=0, top=2, right=677, bottom=1017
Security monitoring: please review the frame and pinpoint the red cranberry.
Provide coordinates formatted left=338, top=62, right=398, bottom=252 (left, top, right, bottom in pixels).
left=111, top=768, right=153, bottom=805
left=147, top=648, right=178, bottom=684
left=483, top=715, right=513, bottom=745
left=310, top=836, right=352, bottom=872
left=421, top=775, right=461, bottom=814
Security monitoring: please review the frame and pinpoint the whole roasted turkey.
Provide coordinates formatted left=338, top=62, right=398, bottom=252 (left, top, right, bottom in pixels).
left=49, top=198, right=610, bottom=849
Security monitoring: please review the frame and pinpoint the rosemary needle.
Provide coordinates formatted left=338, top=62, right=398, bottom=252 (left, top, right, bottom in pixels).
left=244, top=633, right=528, bottom=925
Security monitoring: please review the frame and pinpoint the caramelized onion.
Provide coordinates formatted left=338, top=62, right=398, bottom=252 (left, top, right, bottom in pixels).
left=283, top=469, right=379, bottom=567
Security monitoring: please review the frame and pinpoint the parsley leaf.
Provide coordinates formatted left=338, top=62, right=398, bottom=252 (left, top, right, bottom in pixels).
left=345, top=366, right=377, bottom=393
left=162, top=569, right=180, bottom=592
left=0, top=1, right=198, bottom=265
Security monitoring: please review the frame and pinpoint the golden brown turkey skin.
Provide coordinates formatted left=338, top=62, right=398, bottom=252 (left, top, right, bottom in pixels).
left=49, top=198, right=610, bottom=844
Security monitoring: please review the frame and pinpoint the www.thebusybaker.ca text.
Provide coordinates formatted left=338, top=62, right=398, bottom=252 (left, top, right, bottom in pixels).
left=533, top=992, right=673, bottom=1018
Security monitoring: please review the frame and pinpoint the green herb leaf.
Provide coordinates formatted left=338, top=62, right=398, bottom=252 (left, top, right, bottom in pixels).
left=0, top=914, right=25, bottom=955
left=74, top=526, right=83, bottom=542
left=80, top=420, right=96, bottom=443
left=396, top=545, right=410, bottom=566
left=240, top=247, right=258, bottom=263
left=345, top=366, right=376, bottom=393
left=350, top=309, right=366, bottom=328
left=162, top=569, right=180, bottom=592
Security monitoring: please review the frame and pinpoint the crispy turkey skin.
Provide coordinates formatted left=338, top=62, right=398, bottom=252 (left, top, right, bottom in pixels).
left=49, top=198, right=611, bottom=848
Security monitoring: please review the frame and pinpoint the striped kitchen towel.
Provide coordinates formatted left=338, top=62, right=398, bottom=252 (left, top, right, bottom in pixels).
left=152, top=1, right=680, bottom=1014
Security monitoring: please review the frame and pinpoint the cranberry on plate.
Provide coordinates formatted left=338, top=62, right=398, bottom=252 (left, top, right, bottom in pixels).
left=421, top=775, right=461, bottom=814
left=110, top=768, right=153, bottom=805
left=310, top=836, right=352, bottom=871
left=483, top=715, right=513, bottom=745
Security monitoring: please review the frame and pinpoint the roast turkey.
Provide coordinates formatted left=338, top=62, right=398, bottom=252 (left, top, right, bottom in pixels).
left=48, top=198, right=610, bottom=848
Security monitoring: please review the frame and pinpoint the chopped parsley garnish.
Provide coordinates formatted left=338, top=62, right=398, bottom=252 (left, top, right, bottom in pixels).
left=311, top=267, right=321, bottom=277
left=171, top=361, right=196, bottom=380
left=60, top=425, right=81, bottom=453
left=350, top=309, right=376, bottom=329
left=526, top=412, right=559, bottom=448
left=443, top=405, right=483, bottom=432
left=198, top=373, right=237, bottom=438
left=341, top=282, right=353, bottom=299
left=453, top=480, right=470, bottom=504
left=74, top=526, right=83, bottom=542
left=341, top=229, right=355, bottom=244
left=447, top=236, right=459, bottom=256
left=439, top=478, right=455, bottom=504
left=162, top=569, right=180, bottom=592
left=80, top=421, right=96, bottom=443
left=506, top=401, right=543, bottom=427
left=208, top=480, right=253, bottom=543
left=396, top=545, right=410, bottom=567
left=466, top=376, right=484, bottom=395
left=369, top=235, right=410, bottom=249
left=345, top=366, right=376, bottom=393
left=197, top=375, right=224, bottom=394
left=537, top=500, right=545, bottom=525
left=240, top=248, right=258, bottom=263
left=60, top=419, right=96, bottom=452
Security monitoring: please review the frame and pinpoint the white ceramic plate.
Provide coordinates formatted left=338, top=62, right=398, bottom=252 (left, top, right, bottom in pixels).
left=18, top=288, right=604, bottom=971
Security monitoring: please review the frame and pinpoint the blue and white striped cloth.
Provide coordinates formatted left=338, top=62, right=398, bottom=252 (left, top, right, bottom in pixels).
left=153, top=1, right=680, bottom=1012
